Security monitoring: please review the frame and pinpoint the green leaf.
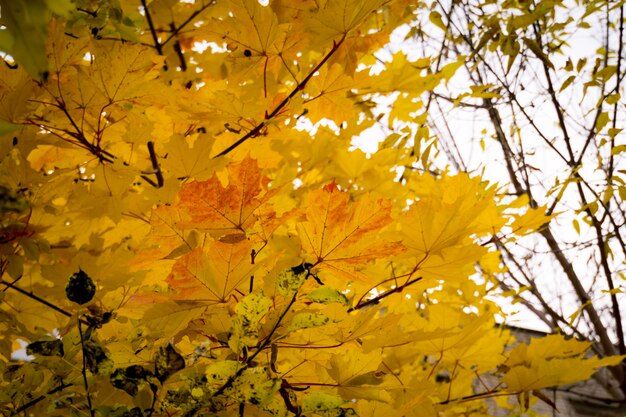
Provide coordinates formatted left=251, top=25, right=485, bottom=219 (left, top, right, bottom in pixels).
left=26, top=339, right=64, bottom=357
left=302, top=391, right=346, bottom=413
left=113, top=21, right=140, bottom=43
left=618, top=186, right=626, bottom=201
left=608, top=128, right=622, bottom=138
left=84, top=339, right=114, bottom=375
left=0, top=121, right=20, bottom=137
left=288, top=312, right=331, bottom=331
left=523, top=37, right=554, bottom=69
left=595, top=112, right=609, bottom=132
left=306, top=287, right=349, bottom=304
left=440, top=58, right=464, bottom=82
left=606, top=93, right=620, bottom=105
left=0, top=0, right=51, bottom=79
left=601, top=288, right=623, bottom=295
left=345, top=370, right=385, bottom=386
left=277, top=268, right=306, bottom=296
left=611, top=144, right=626, bottom=155
left=471, top=25, right=499, bottom=56
left=206, top=360, right=240, bottom=386
left=559, top=75, right=576, bottom=92
left=594, top=65, right=617, bottom=81
left=43, top=0, right=73, bottom=16
left=0, top=185, right=29, bottom=214
left=428, top=11, right=447, bottom=32
left=154, top=343, right=185, bottom=383
left=5, top=255, right=23, bottom=279
left=110, top=365, right=153, bottom=396
left=233, top=367, right=281, bottom=406
left=229, top=293, right=272, bottom=351
left=235, top=292, right=271, bottom=324
left=95, top=406, right=144, bottom=417
left=0, top=29, right=14, bottom=53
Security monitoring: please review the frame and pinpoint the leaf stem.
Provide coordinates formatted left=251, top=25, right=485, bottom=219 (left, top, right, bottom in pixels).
left=436, top=388, right=511, bottom=405
left=0, top=279, right=88, bottom=325
left=162, top=2, right=216, bottom=47
left=141, top=0, right=164, bottom=55
left=147, top=389, right=158, bottom=417
left=348, top=276, right=423, bottom=312
left=56, top=101, right=115, bottom=163
left=78, top=319, right=96, bottom=417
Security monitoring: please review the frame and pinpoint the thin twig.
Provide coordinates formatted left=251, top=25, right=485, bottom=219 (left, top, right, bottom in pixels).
left=170, top=23, right=187, bottom=71
left=609, top=5, right=624, bottom=179
left=141, top=141, right=164, bottom=188
left=348, top=276, right=423, bottom=312
left=0, top=279, right=88, bottom=325
left=162, top=2, right=216, bottom=47
left=10, top=382, right=73, bottom=415
left=531, top=22, right=575, bottom=162
left=436, top=388, right=510, bottom=405
left=141, top=0, right=163, bottom=55
left=147, top=388, right=158, bottom=417
left=213, top=35, right=347, bottom=158
left=78, top=319, right=96, bottom=417
left=56, top=101, right=115, bottom=163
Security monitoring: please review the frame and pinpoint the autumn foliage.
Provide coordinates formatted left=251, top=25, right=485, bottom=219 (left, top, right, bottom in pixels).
left=0, top=0, right=623, bottom=416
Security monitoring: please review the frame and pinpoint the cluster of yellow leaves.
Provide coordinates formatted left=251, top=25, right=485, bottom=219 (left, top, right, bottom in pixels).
left=502, top=335, right=625, bottom=392
left=0, top=0, right=621, bottom=416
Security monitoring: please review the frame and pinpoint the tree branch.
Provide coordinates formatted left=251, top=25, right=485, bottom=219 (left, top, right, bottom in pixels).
left=539, top=227, right=622, bottom=379
left=348, top=275, right=423, bottom=312
left=185, top=290, right=301, bottom=417
left=1, top=279, right=87, bottom=325
left=141, top=0, right=164, bottom=56
left=213, top=35, right=347, bottom=158
left=162, top=1, right=216, bottom=47
left=78, top=319, right=95, bottom=417
left=609, top=5, right=624, bottom=179
left=531, top=22, right=575, bottom=163
left=140, top=141, right=164, bottom=188
left=10, top=382, right=73, bottom=416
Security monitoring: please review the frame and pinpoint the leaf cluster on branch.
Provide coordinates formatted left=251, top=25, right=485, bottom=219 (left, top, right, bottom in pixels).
left=0, top=0, right=623, bottom=416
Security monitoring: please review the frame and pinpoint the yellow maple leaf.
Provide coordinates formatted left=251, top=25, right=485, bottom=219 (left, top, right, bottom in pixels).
left=503, top=355, right=625, bottom=392
left=510, top=204, right=554, bottom=235
left=304, top=63, right=359, bottom=124
left=503, top=335, right=626, bottom=392
left=166, top=239, right=258, bottom=304
left=399, top=173, right=503, bottom=280
left=305, top=0, right=389, bottom=44
left=139, top=203, right=194, bottom=262
left=325, top=349, right=390, bottom=401
left=297, top=182, right=405, bottom=284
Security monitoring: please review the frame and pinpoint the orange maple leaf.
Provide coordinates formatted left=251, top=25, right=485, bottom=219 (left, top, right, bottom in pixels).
left=166, top=239, right=257, bottom=304
left=175, top=156, right=278, bottom=242
left=297, top=183, right=404, bottom=283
